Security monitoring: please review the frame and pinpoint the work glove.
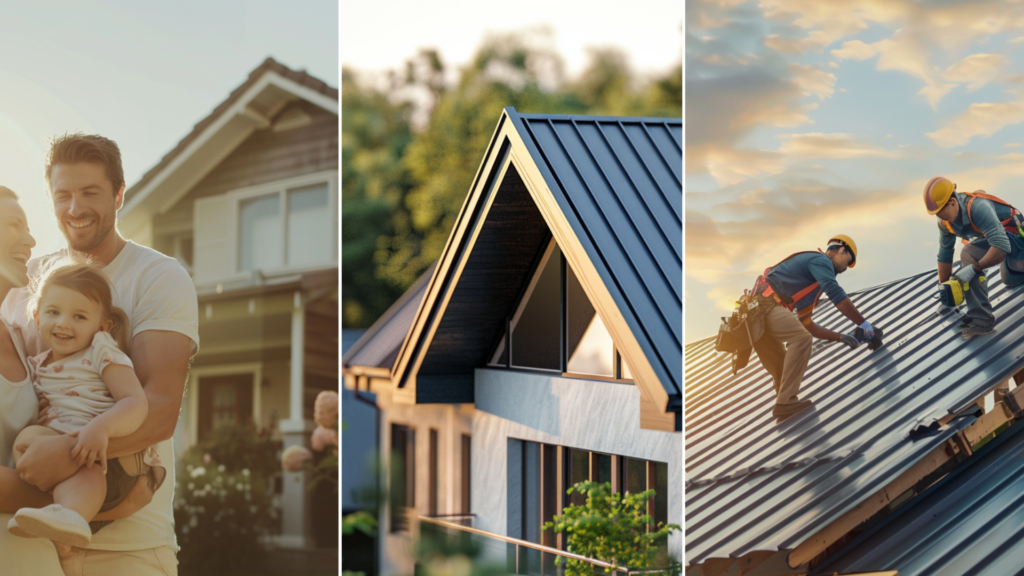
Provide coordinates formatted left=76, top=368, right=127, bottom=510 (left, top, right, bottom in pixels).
left=858, top=320, right=874, bottom=340
left=954, top=265, right=977, bottom=285
left=838, top=332, right=859, bottom=349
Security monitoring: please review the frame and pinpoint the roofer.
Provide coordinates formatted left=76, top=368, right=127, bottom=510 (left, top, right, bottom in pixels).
left=750, top=235, right=875, bottom=422
left=925, top=176, right=1024, bottom=339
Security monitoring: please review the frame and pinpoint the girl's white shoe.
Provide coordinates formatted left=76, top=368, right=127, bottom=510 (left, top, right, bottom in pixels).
left=10, top=504, right=92, bottom=548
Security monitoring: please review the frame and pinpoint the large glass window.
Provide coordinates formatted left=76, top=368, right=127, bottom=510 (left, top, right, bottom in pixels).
left=390, top=424, right=416, bottom=532
left=510, top=246, right=561, bottom=370
left=287, top=183, right=331, bottom=266
left=493, top=240, right=630, bottom=381
left=198, top=374, right=253, bottom=442
left=566, top=263, right=614, bottom=377
left=239, top=194, right=282, bottom=272
left=237, top=180, right=333, bottom=274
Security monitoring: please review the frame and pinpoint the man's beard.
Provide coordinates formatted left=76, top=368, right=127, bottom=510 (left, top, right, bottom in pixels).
left=63, top=213, right=115, bottom=252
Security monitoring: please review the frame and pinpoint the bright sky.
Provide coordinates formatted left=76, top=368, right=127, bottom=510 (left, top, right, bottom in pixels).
left=341, top=0, right=683, bottom=80
left=686, top=0, right=1024, bottom=341
left=0, top=0, right=338, bottom=257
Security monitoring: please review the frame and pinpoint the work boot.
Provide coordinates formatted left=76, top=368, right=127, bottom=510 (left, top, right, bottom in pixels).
left=963, top=325, right=995, bottom=340
left=773, top=399, right=813, bottom=422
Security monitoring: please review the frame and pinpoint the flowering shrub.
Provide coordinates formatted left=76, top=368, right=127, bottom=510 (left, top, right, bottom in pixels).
left=281, top=390, right=339, bottom=491
left=174, top=424, right=280, bottom=572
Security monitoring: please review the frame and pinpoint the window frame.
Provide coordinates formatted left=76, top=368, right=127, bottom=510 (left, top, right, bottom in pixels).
left=224, top=170, right=338, bottom=279
left=487, top=237, right=634, bottom=383
left=185, top=363, right=263, bottom=447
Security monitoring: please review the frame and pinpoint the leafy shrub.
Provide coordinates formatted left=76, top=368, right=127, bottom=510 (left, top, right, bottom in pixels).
left=174, top=424, right=280, bottom=572
left=542, top=481, right=680, bottom=576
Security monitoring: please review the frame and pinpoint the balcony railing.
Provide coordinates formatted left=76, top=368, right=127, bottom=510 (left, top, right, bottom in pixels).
left=417, top=516, right=680, bottom=576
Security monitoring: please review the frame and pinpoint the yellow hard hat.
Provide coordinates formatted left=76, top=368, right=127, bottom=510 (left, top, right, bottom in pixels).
left=924, top=176, right=956, bottom=215
left=827, top=234, right=857, bottom=268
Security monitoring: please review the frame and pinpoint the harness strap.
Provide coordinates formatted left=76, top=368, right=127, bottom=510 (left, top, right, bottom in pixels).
left=964, top=192, right=1020, bottom=240
left=759, top=250, right=823, bottom=311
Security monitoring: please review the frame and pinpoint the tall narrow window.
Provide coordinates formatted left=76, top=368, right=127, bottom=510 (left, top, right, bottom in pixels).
left=287, top=183, right=331, bottom=266
left=565, top=447, right=590, bottom=507
left=239, top=194, right=282, bottom=271
left=510, top=245, right=561, bottom=370
left=390, top=424, right=416, bottom=532
left=565, top=263, right=614, bottom=377
left=428, top=429, right=438, bottom=516
left=460, top=434, right=471, bottom=514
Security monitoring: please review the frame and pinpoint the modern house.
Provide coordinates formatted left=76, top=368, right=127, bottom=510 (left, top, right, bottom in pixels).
left=686, top=269, right=1024, bottom=575
left=118, top=57, right=339, bottom=552
left=343, top=108, right=682, bottom=574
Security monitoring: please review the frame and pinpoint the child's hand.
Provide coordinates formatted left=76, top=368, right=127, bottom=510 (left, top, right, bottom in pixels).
left=68, top=425, right=109, bottom=473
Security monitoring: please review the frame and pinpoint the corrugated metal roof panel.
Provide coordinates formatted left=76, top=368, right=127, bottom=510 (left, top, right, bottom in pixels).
left=685, top=269, right=1024, bottom=566
left=342, top=263, right=435, bottom=372
left=816, top=420, right=1024, bottom=576
left=513, top=112, right=682, bottom=397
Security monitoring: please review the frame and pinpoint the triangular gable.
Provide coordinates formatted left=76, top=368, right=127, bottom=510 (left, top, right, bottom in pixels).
left=391, top=107, right=681, bottom=431
left=119, top=58, right=338, bottom=241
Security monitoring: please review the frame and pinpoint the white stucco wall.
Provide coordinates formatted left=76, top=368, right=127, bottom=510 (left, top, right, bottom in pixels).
left=471, top=368, right=682, bottom=560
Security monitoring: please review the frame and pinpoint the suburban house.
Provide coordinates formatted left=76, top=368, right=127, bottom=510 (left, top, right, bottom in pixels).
left=117, top=57, right=339, bottom=552
left=342, top=108, right=682, bottom=573
left=686, top=269, right=1024, bottom=575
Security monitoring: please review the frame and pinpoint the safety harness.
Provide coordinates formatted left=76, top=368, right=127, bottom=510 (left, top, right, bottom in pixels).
left=756, top=250, right=825, bottom=314
left=942, top=191, right=1024, bottom=244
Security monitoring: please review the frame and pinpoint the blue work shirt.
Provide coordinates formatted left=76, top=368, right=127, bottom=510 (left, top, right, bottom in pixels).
left=937, top=192, right=1024, bottom=263
left=765, top=251, right=848, bottom=318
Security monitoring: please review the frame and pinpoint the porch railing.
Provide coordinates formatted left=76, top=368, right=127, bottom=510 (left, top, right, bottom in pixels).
left=417, top=515, right=680, bottom=576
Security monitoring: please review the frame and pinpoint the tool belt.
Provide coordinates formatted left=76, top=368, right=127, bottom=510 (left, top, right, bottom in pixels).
left=715, top=281, right=777, bottom=374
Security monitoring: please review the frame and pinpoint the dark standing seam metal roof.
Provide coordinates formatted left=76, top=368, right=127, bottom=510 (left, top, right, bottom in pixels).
left=685, top=269, right=1024, bottom=567
left=343, top=263, right=435, bottom=372
left=815, top=419, right=1024, bottom=576
left=508, top=111, right=682, bottom=398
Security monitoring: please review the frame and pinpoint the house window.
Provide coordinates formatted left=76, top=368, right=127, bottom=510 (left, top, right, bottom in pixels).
left=198, top=374, right=254, bottom=442
left=510, top=245, right=561, bottom=370
left=287, top=183, right=331, bottom=266
left=513, top=441, right=669, bottom=550
left=428, top=429, right=439, bottom=516
left=566, top=263, right=614, bottom=377
left=237, top=178, right=335, bottom=274
left=492, top=239, right=632, bottom=382
left=460, top=434, right=471, bottom=515
left=390, top=424, right=416, bottom=532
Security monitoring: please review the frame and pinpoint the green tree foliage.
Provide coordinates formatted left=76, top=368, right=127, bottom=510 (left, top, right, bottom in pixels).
left=343, top=32, right=681, bottom=328
left=543, top=481, right=681, bottom=576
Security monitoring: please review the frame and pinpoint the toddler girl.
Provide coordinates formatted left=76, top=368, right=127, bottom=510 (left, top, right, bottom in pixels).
left=7, top=259, right=149, bottom=548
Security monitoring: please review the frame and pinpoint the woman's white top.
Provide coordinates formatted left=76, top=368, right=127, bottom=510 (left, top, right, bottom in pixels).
left=0, top=319, right=63, bottom=575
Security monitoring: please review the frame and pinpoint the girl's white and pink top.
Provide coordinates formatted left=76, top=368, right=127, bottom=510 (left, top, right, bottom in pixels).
left=29, top=331, right=131, bottom=435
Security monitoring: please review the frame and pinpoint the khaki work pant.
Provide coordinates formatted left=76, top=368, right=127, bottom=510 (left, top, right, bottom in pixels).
left=58, top=545, right=178, bottom=576
left=754, top=303, right=813, bottom=405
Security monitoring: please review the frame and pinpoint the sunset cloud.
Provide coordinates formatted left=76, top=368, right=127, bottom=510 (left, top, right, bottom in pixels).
left=942, top=53, right=1009, bottom=91
left=778, top=133, right=900, bottom=159
left=927, top=101, right=1024, bottom=147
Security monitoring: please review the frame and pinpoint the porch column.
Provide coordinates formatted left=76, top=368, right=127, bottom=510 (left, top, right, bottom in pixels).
left=279, top=290, right=312, bottom=548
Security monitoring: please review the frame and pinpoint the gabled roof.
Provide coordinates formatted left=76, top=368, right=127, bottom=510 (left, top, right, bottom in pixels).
left=389, top=108, right=681, bottom=428
left=685, top=269, right=1024, bottom=571
left=342, top=264, right=435, bottom=379
left=816, top=420, right=1024, bottom=576
left=119, top=57, right=338, bottom=236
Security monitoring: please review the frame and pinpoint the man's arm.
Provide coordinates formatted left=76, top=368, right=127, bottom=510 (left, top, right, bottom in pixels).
left=16, top=330, right=191, bottom=491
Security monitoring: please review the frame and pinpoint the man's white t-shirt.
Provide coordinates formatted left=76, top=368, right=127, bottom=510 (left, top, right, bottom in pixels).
left=0, top=241, right=200, bottom=552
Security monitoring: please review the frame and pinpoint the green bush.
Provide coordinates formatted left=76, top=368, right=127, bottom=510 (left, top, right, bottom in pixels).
left=542, top=481, right=680, bottom=576
left=174, top=424, right=280, bottom=572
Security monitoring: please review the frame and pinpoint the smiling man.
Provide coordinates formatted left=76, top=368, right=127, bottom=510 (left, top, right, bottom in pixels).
left=1, top=134, right=199, bottom=576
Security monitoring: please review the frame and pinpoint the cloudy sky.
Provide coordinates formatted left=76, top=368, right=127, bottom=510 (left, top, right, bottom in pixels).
left=0, top=1, right=337, bottom=256
left=686, top=0, right=1024, bottom=341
